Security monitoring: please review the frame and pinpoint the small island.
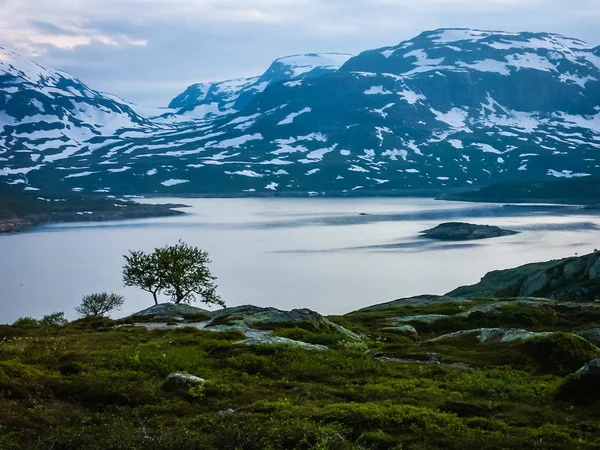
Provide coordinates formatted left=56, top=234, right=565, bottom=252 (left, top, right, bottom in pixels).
left=420, top=222, right=519, bottom=241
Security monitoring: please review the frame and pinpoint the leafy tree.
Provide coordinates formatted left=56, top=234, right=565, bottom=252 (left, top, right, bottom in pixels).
left=123, top=250, right=162, bottom=304
left=155, top=241, right=224, bottom=306
left=122, top=241, right=224, bottom=307
left=76, top=293, right=125, bottom=318
left=40, top=312, right=68, bottom=326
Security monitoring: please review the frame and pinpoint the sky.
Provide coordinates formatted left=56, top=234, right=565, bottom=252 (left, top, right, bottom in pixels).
left=2, top=0, right=600, bottom=107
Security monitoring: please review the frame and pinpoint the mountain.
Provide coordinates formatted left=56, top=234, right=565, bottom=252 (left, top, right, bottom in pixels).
left=1, top=29, right=600, bottom=196
left=167, top=53, right=353, bottom=118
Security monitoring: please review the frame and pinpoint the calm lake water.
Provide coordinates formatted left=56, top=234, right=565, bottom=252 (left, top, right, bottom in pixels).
left=1, top=197, right=599, bottom=323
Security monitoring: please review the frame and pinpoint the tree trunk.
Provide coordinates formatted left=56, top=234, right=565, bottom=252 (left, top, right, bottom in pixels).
left=152, top=291, right=158, bottom=305
left=175, top=288, right=183, bottom=304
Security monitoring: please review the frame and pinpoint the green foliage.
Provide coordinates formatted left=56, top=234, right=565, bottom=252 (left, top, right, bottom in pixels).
left=11, top=317, right=39, bottom=327
left=39, top=312, right=68, bottom=327
left=4, top=300, right=600, bottom=449
left=123, top=240, right=225, bottom=307
left=76, top=292, right=125, bottom=318
left=123, top=250, right=162, bottom=304
left=522, top=332, right=600, bottom=375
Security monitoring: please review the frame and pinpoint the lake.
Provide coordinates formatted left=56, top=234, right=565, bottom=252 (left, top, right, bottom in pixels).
left=1, top=197, right=599, bottom=323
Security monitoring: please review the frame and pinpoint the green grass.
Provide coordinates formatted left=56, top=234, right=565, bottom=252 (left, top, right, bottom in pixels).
left=2, top=310, right=600, bottom=449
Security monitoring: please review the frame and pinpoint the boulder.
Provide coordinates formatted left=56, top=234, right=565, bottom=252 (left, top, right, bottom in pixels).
left=163, top=373, right=206, bottom=391
left=380, top=325, right=419, bottom=337
left=132, top=303, right=210, bottom=319
left=238, top=336, right=328, bottom=350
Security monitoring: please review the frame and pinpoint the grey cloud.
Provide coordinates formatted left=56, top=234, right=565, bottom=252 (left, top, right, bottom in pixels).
left=4, top=0, right=600, bottom=106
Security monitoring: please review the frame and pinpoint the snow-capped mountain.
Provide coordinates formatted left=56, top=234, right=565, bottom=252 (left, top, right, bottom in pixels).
left=168, top=53, right=353, bottom=119
left=1, top=30, right=600, bottom=195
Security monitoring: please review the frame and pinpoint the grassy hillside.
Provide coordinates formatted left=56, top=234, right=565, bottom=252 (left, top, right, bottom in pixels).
left=3, top=295, right=600, bottom=449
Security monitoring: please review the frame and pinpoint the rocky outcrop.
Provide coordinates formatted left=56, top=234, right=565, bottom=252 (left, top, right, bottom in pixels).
left=449, top=251, right=600, bottom=301
left=390, top=315, right=448, bottom=325
left=134, top=303, right=211, bottom=319
left=358, top=295, right=471, bottom=312
left=430, top=328, right=554, bottom=343
left=420, top=222, right=518, bottom=241
left=123, top=303, right=361, bottom=348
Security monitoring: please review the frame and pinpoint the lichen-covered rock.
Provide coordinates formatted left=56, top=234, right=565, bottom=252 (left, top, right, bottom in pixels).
left=576, top=328, right=600, bottom=347
left=391, top=315, right=448, bottom=325
left=237, top=336, right=328, bottom=350
left=564, top=258, right=587, bottom=280
left=589, top=256, right=600, bottom=279
left=520, top=271, right=551, bottom=297
left=132, top=303, right=210, bottom=319
left=380, top=325, right=419, bottom=337
left=430, top=328, right=553, bottom=343
left=358, top=295, right=471, bottom=311
left=163, top=373, right=206, bottom=391
left=450, top=252, right=600, bottom=301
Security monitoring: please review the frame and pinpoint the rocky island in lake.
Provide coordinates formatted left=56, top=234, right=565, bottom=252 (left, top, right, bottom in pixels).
left=420, top=222, right=519, bottom=241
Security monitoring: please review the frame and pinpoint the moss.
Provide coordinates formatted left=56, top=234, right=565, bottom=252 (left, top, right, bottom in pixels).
left=3, top=305, right=600, bottom=449
left=522, top=333, right=600, bottom=375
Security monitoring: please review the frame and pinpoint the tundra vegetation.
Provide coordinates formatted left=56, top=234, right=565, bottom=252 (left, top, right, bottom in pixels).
left=1, top=252, right=600, bottom=449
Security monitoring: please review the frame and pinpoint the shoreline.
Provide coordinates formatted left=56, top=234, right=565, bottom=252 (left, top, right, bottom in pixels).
left=2, top=187, right=597, bottom=236
left=0, top=202, right=187, bottom=235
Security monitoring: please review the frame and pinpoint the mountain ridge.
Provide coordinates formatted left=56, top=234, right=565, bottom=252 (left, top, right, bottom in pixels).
left=1, top=29, right=599, bottom=196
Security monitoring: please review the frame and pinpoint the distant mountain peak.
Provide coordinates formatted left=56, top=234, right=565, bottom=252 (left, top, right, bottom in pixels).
left=168, top=52, right=353, bottom=117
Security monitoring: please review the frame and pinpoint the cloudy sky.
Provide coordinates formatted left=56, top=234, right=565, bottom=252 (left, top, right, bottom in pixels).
left=2, top=0, right=600, bottom=107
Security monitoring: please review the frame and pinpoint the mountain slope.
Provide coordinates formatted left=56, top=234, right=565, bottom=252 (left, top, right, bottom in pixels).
left=1, top=30, right=600, bottom=195
left=168, top=53, right=353, bottom=119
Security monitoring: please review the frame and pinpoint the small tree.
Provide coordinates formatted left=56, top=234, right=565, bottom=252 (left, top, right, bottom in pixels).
left=123, top=241, right=225, bottom=308
left=76, top=292, right=124, bottom=318
left=123, top=250, right=162, bottom=305
left=155, top=241, right=224, bottom=307
left=40, top=312, right=68, bottom=326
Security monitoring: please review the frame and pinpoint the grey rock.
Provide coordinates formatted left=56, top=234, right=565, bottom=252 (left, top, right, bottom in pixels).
left=576, top=328, right=600, bottom=347
left=430, top=328, right=553, bottom=343
left=358, top=295, right=471, bottom=312
left=163, top=373, right=206, bottom=390
left=576, top=358, right=600, bottom=375
left=238, top=336, right=328, bottom=350
left=564, top=258, right=586, bottom=280
left=133, top=303, right=210, bottom=318
left=390, top=314, right=448, bottom=325
left=380, top=325, right=419, bottom=336
left=520, top=271, right=551, bottom=297
left=589, top=256, right=600, bottom=279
